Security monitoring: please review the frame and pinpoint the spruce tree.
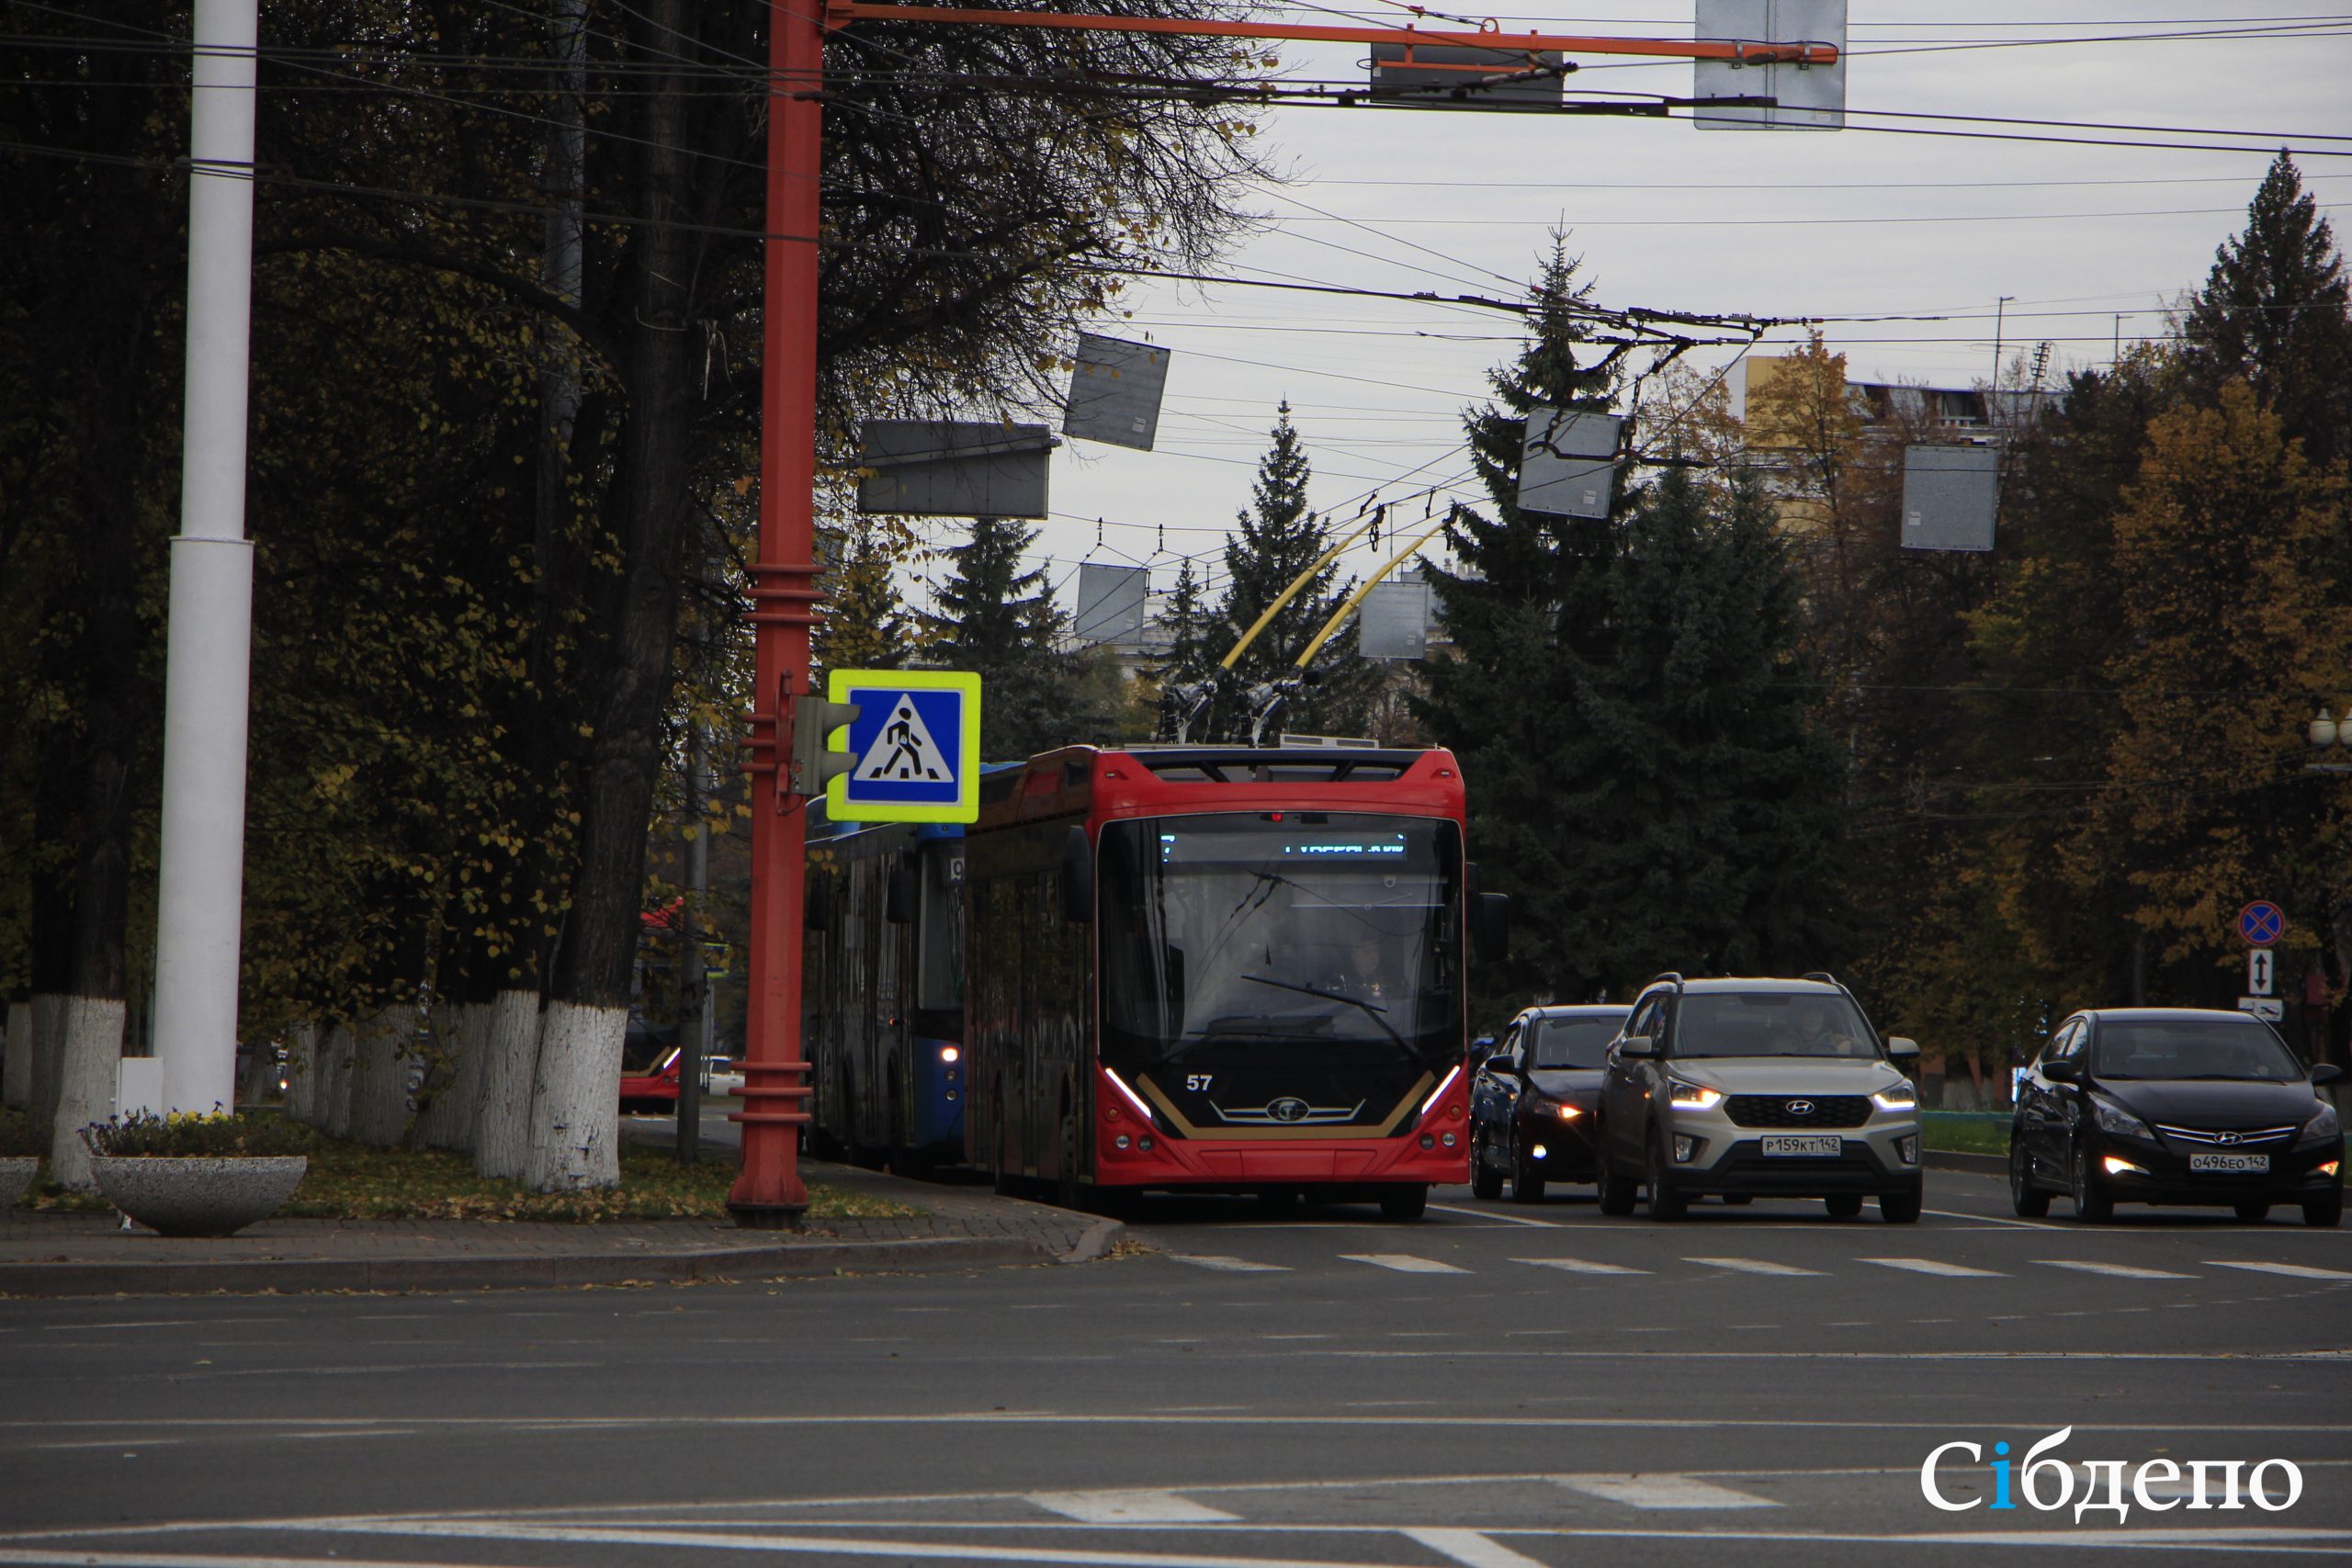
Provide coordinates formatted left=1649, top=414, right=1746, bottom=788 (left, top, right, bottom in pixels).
left=924, top=514, right=1091, bottom=760
left=813, top=517, right=911, bottom=677
left=1412, top=243, right=1620, bottom=1015
left=1216, top=402, right=1376, bottom=738
left=1151, top=555, right=1223, bottom=739
left=2181, top=152, right=2352, bottom=466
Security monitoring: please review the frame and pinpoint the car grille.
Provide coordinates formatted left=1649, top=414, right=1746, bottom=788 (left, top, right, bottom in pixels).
left=2154, top=1123, right=2298, bottom=1146
left=1724, top=1095, right=1872, bottom=1129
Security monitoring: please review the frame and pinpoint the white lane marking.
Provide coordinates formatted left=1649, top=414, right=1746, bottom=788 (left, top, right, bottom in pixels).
left=2038, top=1260, right=2195, bottom=1280
left=1401, top=1528, right=1553, bottom=1568
left=1682, top=1258, right=1822, bottom=1277
left=1428, top=1203, right=1562, bottom=1229
left=1511, top=1258, right=1650, bottom=1276
left=2209, top=1261, right=2352, bottom=1281
left=1164, top=1256, right=1290, bottom=1274
left=30, top=1439, right=186, bottom=1451
left=39, top=1321, right=205, bottom=1332
left=1553, top=1473, right=1777, bottom=1510
left=1922, top=1207, right=2060, bottom=1231
left=1859, top=1258, right=2006, bottom=1278
left=1026, top=1493, right=1239, bottom=1524
left=1339, top=1255, right=1471, bottom=1275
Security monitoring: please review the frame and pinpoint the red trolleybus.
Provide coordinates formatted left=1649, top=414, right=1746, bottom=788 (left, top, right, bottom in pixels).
left=963, top=745, right=1499, bottom=1221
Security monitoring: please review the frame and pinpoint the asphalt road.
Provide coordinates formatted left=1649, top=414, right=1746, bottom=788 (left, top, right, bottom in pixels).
left=2, top=1171, right=2347, bottom=1566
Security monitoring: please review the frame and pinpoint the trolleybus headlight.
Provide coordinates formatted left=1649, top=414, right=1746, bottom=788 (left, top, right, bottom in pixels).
left=1114, top=1134, right=1131, bottom=1150
left=1419, top=1134, right=1435, bottom=1149
left=1441, top=1132, right=1456, bottom=1147
left=939, top=1045, right=959, bottom=1064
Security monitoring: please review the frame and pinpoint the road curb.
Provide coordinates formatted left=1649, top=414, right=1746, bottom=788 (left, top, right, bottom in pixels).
left=1059, top=1216, right=1125, bottom=1263
left=0, top=1233, right=1069, bottom=1300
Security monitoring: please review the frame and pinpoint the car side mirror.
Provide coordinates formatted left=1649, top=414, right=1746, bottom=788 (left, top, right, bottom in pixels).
left=1059, top=826, right=1093, bottom=924
left=1885, top=1036, right=1920, bottom=1062
left=1617, top=1036, right=1657, bottom=1060
left=2041, top=1059, right=2082, bottom=1085
left=2312, top=1063, right=2344, bottom=1087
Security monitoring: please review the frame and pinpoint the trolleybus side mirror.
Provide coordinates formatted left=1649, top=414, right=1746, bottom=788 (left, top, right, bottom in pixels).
left=1059, top=826, right=1093, bottom=923
left=886, top=865, right=917, bottom=924
left=1473, top=892, right=1510, bottom=963
left=806, top=878, right=832, bottom=932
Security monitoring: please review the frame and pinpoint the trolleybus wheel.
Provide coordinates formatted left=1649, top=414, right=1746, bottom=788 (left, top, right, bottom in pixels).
left=1377, top=1184, right=1429, bottom=1222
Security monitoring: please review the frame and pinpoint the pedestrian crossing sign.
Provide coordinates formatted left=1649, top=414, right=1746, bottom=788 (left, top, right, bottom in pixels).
left=824, top=668, right=982, bottom=823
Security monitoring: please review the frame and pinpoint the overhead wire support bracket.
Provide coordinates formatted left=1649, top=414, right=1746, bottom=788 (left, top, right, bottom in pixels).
left=820, top=2, right=1839, bottom=70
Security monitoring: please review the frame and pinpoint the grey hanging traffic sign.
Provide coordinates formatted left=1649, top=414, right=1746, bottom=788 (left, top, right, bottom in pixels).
left=1063, top=335, right=1170, bottom=452
left=1359, top=570, right=1432, bottom=660
left=1517, top=409, right=1623, bottom=520
left=1900, top=444, right=1998, bottom=552
left=1072, top=562, right=1149, bottom=647
left=1694, top=0, right=1848, bottom=130
left=856, top=420, right=1054, bottom=518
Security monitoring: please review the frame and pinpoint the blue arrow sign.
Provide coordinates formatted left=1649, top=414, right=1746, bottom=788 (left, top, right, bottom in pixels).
left=825, top=669, right=981, bottom=824
left=2237, top=900, right=2286, bottom=947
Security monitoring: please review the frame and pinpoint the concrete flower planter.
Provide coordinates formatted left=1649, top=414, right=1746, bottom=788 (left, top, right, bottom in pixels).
left=0, top=1156, right=38, bottom=1213
left=88, top=1156, right=309, bottom=1237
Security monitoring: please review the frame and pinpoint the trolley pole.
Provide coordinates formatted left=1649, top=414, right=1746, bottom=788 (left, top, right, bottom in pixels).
left=729, top=0, right=828, bottom=1226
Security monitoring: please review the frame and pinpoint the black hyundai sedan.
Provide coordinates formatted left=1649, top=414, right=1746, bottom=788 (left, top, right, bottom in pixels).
left=2010, top=1008, right=2344, bottom=1226
left=1469, top=1004, right=1629, bottom=1202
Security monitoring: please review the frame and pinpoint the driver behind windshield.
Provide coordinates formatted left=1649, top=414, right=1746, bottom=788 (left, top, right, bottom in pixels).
left=1781, top=998, right=1867, bottom=1057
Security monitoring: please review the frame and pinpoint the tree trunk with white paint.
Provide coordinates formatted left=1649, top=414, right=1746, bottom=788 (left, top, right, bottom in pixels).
left=47, top=996, right=123, bottom=1190
left=317, top=1021, right=356, bottom=1139
left=524, top=998, right=624, bottom=1190
left=346, top=1002, right=412, bottom=1147
left=1, top=998, right=29, bottom=1109
left=414, top=999, right=487, bottom=1152
left=28, top=993, right=66, bottom=1139
left=474, top=988, right=544, bottom=1179
left=283, top=1021, right=320, bottom=1125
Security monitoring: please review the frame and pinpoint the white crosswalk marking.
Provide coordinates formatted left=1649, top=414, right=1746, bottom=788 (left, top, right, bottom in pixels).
left=1554, top=1473, right=1778, bottom=1509
left=1403, top=1528, right=1554, bottom=1568
left=2207, top=1261, right=2352, bottom=1281
left=1024, top=1491, right=1239, bottom=1523
left=1340, top=1254, right=1471, bottom=1275
left=1164, top=1255, right=1290, bottom=1273
left=2037, top=1260, right=2194, bottom=1280
left=1513, top=1257, right=1651, bottom=1276
left=1860, top=1258, right=2007, bottom=1278
left=1683, top=1257, right=1822, bottom=1277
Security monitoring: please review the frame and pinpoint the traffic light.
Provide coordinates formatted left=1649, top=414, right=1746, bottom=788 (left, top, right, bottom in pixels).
left=789, top=694, right=861, bottom=796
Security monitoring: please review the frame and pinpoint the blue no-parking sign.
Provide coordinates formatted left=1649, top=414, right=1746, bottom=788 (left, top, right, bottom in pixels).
left=823, top=669, right=981, bottom=824
left=2237, top=900, right=2286, bottom=947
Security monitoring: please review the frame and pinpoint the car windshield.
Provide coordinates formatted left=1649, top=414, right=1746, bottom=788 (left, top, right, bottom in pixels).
left=1672, top=992, right=1878, bottom=1059
left=1530, top=1016, right=1624, bottom=1069
left=2090, top=1021, right=2304, bottom=1081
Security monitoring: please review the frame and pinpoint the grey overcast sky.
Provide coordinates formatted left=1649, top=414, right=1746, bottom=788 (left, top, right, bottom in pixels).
left=940, top=2, right=2352, bottom=625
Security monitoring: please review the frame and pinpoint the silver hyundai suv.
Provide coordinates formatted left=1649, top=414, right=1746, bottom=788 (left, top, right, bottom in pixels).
left=1594, top=974, right=1924, bottom=1223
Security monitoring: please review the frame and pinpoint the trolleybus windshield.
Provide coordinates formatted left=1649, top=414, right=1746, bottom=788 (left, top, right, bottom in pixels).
left=1097, top=812, right=1462, bottom=1085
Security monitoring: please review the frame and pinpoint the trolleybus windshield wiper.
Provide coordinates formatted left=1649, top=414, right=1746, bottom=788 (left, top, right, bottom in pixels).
left=1239, top=973, right=1409, bottom=1055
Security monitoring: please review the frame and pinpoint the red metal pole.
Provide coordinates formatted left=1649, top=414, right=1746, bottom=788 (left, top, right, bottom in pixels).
left=730, top=0, right=826, bottom=1226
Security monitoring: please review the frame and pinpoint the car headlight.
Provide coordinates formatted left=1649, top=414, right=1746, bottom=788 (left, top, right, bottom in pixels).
left=1555, top=1101, right=1584, bottom=1122
left=1871, top=1079, right=1917, bottom=1112
left=1666, top=1078, right=1723, bottom=1111
left=2091, top=1098, right=2153, bottom=1139
left=2302, top=1104, right=2340, bottom=1144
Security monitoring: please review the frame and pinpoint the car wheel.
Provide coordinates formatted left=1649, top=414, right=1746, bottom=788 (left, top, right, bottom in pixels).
left=1594, top=1127, right=1638, bottom=1217
left=1469, top=1136, right=1503, bottom=1201
left=1511, top=1130, right=1547, bottom=1204
left=2304, top=1190, right=2344, bottom=1228
left=1824, top=1193, right=1863, bottom=1219
left=2008, top=1135, right=2051, bottom=1217
left=1880, top=1189, right=1922, bottom=1224
left=2233, top=1201, right=2270, bottom=1224
left=1379, top=1184, right=1430, bottom=1222
left=2070, top=1142, right=2114, bottom=1223
left=1645, top=1131, right=1688, bottom=1222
